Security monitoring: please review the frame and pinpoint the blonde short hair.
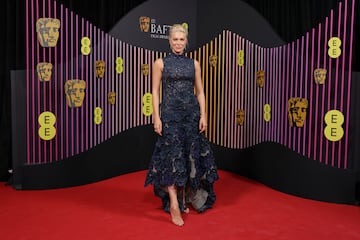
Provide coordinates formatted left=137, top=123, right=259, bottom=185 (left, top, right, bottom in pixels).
left=169, top=24, right=188, bottom=38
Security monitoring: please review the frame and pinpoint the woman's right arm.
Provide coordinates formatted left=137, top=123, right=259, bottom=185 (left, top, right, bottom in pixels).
left=152, top=58, right=163, bottom=135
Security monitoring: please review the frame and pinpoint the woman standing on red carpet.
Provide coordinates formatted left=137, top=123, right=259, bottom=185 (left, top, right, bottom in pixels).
left=145, top=24, right=219, bottom=226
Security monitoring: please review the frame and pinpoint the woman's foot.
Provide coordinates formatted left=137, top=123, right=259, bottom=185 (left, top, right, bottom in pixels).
left=170, top=206, right=184, bottom=226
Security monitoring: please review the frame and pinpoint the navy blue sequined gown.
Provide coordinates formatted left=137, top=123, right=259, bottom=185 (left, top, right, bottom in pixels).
left=144, top=53, right=219, bottom=213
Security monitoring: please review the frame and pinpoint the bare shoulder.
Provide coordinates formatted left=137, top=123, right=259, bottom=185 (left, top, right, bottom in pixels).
left=154, top=58, right=164, bottom=68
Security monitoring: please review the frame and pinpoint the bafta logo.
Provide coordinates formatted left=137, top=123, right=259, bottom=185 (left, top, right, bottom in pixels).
left=37, top=62, right=53, bottom=82
left=209, top=55, right=218, bottom=68
left=108, top=92, right=116, bottom=105
left=236, top=109, right=245, bottom=126
left=288, top=98, right=308, bottom=127
left=314, top=68, right=327, bottom=84
left=141, top=64, right=149, bottom=76
left=36, top=18, right=60, bottom=47
left=256, top=70, right=265, bottom=88
left=95, top=60, right=106, bottom=78
left=139, top=16, right=150, bottom=32
left=64, top=79, right=86, bottom=108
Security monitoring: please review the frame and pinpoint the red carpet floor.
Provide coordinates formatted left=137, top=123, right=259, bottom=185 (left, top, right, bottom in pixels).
left=1, top=170, right=360, bottom=240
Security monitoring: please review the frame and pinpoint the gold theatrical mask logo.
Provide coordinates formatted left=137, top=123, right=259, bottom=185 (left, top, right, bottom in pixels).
left=314, top=68, right=327, bottom=84
left=37, top=62, right=53, bottom=82
left=95, top=60, right=106, bottom=78
left=64, top=79, right=86, bottom=108
left=108, top=92, right=116, bottom=105
left=209, top=55, right=218, bottom=68
left=236, top=109, right=245, bottom=126
left=36, top=18, right=60, bottom=47
left=256, top=70, right=265, bottom=88
left=141, top=64, right=149, bottom=76
left=139, top=16, right=150, bottom=32
left=288, top=98, right=308, bottom=127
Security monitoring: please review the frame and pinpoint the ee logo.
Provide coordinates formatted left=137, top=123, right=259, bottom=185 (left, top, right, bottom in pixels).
left=328, top=37, right=341, bottom=59
left=237, top=50, right=244, bottom=66
left=38, top=112, right=56, bottom=140
left=116, top=57, right=124, bottom=74
left=142, top=93, right=153, bottom=116
left=81, top=37, right=91, bottom=55
left=264, top=104, right=271, bottom=122
left=94, top=107, right=102, bottom=125
left=324, top=110, right=344, bottom=142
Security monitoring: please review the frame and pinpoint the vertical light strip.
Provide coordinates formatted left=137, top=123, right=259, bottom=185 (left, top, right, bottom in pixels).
left=308, top=28, right=315, bottom=158
left=101, top=31, right=105, bottom=143
left=249, top=43, right=254, bottom=145
left=288, top=42, right=294, bottom=148
left=319, top=17, right=329, bottom=164
left=299, top=36, right=304, bottom=153
left=333, top=2, right=342, bottom=167
left=70, top=10, right=74, bottom=155
left=245, top=41, right=251, bottom=146
left=115, top=39, right=119, bottom=135
left=303, top=33, right=310, bottom=156
left=240, top=37, right=245, bottom=147
left=215, top=36, right=220, bottom=145
left=339, top=0, right=348, bottom=168
left=279, top=46, right=285, bottom=145
left=35, top=0, right=40, bottom=163
left=277, top=46, right=281, bottom=143
left=314, top=23, right=322, bottom=161
left=326, top=11, right=334, bottom=166
left=134, top=47, right=138, bottom=128
left=260, top=46, right=264, bottom=144
left=269, top=47, right=274, bottom=142
left=235, top=35, right=240, bottom=148
left=48, top=0, right=53, bottom=162
left=224, top=31, right=229, bottom=147
left=284, top=43, right=291, bottom=148
left=75, top=13, right=79, bottom=155
left=88, top=22, right=92, bottom=149
left=220, top=31, right=225, bottom=147
left=213, top=39, right=218, bottom=145
left=127, top=43, right=131, bottom=131
left=344, top=0, right=355, bottom=169
left=294, top=39, right=300, bottom=151
left=26, top=0, right=30, bottom=164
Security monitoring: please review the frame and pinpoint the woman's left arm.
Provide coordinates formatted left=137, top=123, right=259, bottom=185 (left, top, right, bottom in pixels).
left=194, top=60, right=207, bottom=133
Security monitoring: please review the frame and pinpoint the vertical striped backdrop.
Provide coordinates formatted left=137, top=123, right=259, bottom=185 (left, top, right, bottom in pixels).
left=25, top=0, right=356, bottom=169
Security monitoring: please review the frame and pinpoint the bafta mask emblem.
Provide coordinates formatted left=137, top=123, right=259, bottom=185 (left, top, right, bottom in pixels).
left=288, top=98, right=308, bottom=127
left=141, top=64, right=149, bottom=76
left=209, top=55, right=218, bottom=68
left=36, top=18, right=60, bottom=47
left=139, top=16, right=150, bottom=33
left=95, top=60, right=106, bottom=78
left=256, top=70, right=265, bottom=88
left=314, top=68, right=327, bottom=84
left=108, top=92, right=116, bottom=105
left=236, top=109, right=245, bottom=126
left=37, top=62, right=53, bottom=82
left=64, top=79, right=86, bottom=108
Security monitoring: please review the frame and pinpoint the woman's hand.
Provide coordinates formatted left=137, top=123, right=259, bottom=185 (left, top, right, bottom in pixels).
left=153, top=118, right=162, bottom=136
left=199, top=115, right=207, bottom=133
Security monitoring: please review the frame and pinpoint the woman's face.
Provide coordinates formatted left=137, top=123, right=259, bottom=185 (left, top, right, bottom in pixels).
left=169, top=31, right=187, bottom=55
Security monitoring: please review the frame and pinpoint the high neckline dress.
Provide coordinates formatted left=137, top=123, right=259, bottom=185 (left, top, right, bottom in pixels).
left=145, top=53, right=219, bottom=213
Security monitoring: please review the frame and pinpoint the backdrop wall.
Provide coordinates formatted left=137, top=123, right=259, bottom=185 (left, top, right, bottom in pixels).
left=6, top=0, right=360, bottom=205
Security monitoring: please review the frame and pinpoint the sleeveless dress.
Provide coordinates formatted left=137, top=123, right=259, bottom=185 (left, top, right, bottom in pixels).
left=144, top=53, right=219, bottom=213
